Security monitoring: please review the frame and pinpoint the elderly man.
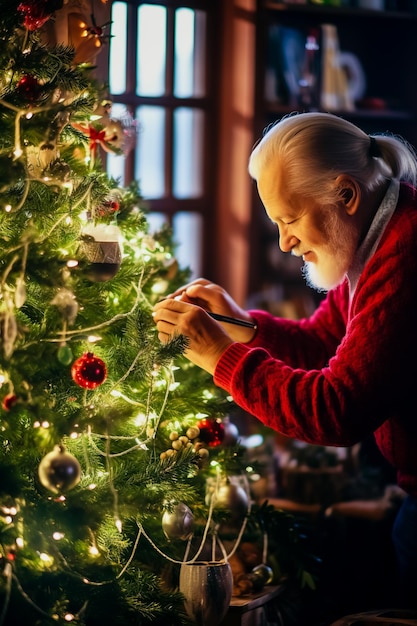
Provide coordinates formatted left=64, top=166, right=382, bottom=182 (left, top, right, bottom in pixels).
left=153, top=112, right=417, bottom=608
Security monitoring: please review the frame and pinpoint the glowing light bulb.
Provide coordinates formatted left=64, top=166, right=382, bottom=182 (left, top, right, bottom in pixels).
left=39, top=552, right=53, bottom=565
left=151, top=281, right=168, bottom=295
left=87, top=335, right=101, bottom=343
left=133, top=413, right=147, bottom=427
left=53, top=532, right=65, bottom=540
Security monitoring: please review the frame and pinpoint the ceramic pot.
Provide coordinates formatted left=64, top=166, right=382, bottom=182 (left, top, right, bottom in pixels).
left=179, top=560, right=233, bottom=626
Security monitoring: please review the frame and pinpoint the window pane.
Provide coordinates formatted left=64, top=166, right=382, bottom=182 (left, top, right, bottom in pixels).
left=173, top=212, right=203, bottom=279
left=105, top=103, right=132, bottom=186
left=174, top=9, right=206, bottom=98
left=135, top=106, right=166, bottom=199
left=137, top=5, right=167, bottom=97
left=109, top=2, right=127, bottom=95
left=147, top=212, right=168, bottom=234
left=173, top=108, right=204, bottom=199
left=107, top=153, right=125, bottom=186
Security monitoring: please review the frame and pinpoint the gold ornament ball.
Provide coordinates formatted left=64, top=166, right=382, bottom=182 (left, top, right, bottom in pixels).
left=213, top=481, right=249, bottom=521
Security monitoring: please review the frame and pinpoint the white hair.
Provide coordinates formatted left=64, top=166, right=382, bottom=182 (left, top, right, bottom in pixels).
left=248, top=112, right=417, bottom=205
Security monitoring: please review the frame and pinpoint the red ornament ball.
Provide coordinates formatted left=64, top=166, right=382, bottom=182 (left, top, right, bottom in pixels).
left=2, top=393, right=18, bottom=411
left=197, top=418, right=225, bottom=447
left=71, top=352, right=107, bottom=389
left=16, top=75, right=42, bottom=102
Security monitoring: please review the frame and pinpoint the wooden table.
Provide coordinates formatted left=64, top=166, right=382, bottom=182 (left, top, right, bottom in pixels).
left=220, top=585, right=285, bottom=626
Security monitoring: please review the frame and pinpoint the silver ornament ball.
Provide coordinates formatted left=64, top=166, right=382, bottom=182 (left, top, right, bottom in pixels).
left=162, top=502, right=194, bottom=540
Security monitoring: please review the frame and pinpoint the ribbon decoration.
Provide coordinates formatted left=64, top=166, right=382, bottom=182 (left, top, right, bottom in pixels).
left=71, top=122, right=110, bottom=156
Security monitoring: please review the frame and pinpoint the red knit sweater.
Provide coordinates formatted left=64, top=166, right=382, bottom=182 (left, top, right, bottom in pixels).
left=214, top=183, right=417, bottom=495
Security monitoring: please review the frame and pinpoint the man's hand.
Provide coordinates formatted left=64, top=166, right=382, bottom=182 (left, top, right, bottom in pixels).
left=152, top=298, right=234, bottom=374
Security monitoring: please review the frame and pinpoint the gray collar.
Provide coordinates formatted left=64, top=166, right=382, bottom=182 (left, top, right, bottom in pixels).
left=348, top=178, right=399, bottom=296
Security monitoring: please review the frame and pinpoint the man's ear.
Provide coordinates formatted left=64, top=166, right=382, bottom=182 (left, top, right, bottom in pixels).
left=334, top=174, right=361, bottom=216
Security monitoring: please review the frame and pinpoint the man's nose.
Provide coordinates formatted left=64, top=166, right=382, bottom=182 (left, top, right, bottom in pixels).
left=278, top=226, right=298, bottom=253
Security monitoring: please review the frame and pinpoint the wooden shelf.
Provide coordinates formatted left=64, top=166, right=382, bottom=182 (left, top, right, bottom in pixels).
left=263, top=0, right=417, bottom=19
left=247, top=0, right=417, bottom=297
left=263, top=104, right=414, bottom=121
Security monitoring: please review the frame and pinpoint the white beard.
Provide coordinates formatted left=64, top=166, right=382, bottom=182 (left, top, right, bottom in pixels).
left=300, top=210, right=360, bottom=293
left=301, top=260, right=346, bottom=292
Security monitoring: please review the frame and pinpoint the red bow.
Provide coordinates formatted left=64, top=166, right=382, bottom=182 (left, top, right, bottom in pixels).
left=88, top=126, right=106, bottom=154
left=72, top=122, right=107, bottom=155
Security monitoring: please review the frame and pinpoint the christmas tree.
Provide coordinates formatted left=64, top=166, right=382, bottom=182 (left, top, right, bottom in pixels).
left=0, top=3, right=318, bottom=625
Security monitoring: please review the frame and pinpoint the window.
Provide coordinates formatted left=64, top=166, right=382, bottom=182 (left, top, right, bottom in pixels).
left=106, top=1, right=215, bottom=279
